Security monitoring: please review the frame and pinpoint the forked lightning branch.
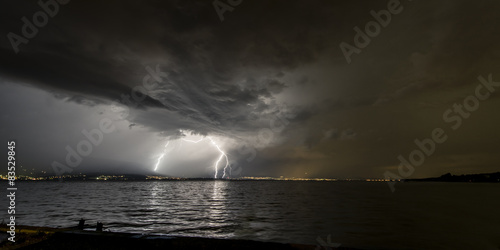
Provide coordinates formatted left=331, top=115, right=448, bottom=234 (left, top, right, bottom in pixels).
left=153, top=134, right=230, bottom=179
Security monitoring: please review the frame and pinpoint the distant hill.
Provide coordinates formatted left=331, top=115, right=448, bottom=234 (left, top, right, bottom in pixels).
left=407, top=172, right=500, bottom=183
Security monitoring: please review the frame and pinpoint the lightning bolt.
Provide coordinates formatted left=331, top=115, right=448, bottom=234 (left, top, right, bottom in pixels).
left=154, top=141, right=169, bottom=171
left=181, top=137, right=230, bottom=179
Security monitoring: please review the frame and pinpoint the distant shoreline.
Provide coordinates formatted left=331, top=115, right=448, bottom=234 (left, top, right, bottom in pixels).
left=404, top=172, right=500, bottom=183
left=0, top=171, right=499, bottom=183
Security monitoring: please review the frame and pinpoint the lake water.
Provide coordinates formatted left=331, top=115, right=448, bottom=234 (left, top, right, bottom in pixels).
left=1, top=181, right=499, bottom=249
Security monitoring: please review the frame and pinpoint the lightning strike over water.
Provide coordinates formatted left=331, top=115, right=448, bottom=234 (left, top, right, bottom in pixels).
left=181, top=137, right=230, bottom=179
left=154, top=141, right=169, bottom=171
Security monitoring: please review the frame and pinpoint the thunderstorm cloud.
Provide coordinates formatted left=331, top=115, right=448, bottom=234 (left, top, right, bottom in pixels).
left=1, top=0, right=499, bottom=178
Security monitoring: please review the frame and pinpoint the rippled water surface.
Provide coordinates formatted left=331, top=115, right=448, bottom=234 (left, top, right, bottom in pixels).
left=2, top=181, right=499, bottom=249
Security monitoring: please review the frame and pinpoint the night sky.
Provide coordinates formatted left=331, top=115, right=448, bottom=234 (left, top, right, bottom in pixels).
left=1, top=0, right=499, bottom=179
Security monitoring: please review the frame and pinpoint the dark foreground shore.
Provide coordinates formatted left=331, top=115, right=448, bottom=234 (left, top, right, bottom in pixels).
left=0, top=225, right=350, bottom=250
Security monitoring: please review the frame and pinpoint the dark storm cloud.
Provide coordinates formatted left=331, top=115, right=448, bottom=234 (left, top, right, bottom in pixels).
left=1, top=0, right=346, bottom=137
left=0, top=1, right=382, bottom=137
left=1, top=0, right=500, bottom=178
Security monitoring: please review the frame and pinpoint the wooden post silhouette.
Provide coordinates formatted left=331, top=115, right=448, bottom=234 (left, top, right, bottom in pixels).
left=78, top=218, right=85, bottom=230
left=96, top=222, right=103, bottom=232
